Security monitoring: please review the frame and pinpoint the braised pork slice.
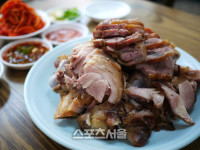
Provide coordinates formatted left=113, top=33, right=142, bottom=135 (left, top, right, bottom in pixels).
left=126, top=87, right=164, bottom=109
left=66, top=42, right=124, bottom=104
left=145, top=45, right=175, bottom=63
left=93, top=18, right=144, bottom=39
left=176, top=66, right=200, bottom=82
left=93, top=18, right=146, bottom=66
left=136, top=56, right=174, bottom=80
left=155, top=83, right=194, bottom=125
left=144, top=28, right=176, bottom=63
left=144, top=28, right=160, bottom=39
left=178, top=80, right=197, bottom=111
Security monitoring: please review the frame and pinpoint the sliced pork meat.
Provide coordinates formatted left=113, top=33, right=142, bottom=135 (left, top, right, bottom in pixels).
left=93, top=18, right=144, bottom=39
left=145, top=38, right=172, bottom=50
left=93, top=19, right=178, bottom=67
left=93, top=18, right=146, bottom=66
left=93, top=32, right=143, bottom=50
left=145, top=46, right=175, bottom=62
left=176, top=66, right=200, bottom=82
left=66, top=42, right=124, bottom=104
left=154, top=83, right=194, bottom=125
left=93, top=29, right=131, bottom=39
left=144, top=28, right=160, bottom=39
left=144, top=28, right=176, bottom=63
left=136, top=56, right=174, bottom=81
left=118, top=42, right=146, bottom=66
left=178, top=80, right=197, bottom=111
left=93, top=37, right=146, bottom=66
left=171, top=68, right=198, bottom=112
left=126, top=86, right=164, bottom=109
left=171, top=76, right=187, bottom=88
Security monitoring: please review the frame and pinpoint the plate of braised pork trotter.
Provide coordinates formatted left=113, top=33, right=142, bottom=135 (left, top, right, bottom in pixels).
left=24, top=18, right=200, bottom=150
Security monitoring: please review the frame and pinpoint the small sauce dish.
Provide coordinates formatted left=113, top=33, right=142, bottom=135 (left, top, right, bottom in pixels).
left=0, top=38, right=53, bottom=70
left=42, top=23, right=89, bottom=46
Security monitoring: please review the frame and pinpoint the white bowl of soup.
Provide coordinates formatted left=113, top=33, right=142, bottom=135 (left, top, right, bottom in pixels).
left=0, top=38, right=53, bottom=70
left=42, top=23, right=89, bottom=45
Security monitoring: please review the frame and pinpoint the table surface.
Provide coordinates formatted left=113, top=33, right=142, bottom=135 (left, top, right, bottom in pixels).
left=0, top=0, right=200, bottom=149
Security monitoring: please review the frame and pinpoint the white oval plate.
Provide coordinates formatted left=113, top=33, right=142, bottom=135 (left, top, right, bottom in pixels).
left=24, top=36, right=200, bottom=150
left=85, top=1, right=131, bottom=22
left=0, top=10, right=51, bottom=40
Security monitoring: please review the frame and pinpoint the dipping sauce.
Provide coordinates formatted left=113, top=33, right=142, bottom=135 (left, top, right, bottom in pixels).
left=46, top=28, right=82, bottom=43
left=2, top=42, right=49, bottom=64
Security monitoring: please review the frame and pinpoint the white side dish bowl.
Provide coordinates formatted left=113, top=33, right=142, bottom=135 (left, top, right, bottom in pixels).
left=85, top=1, right=131, bottom=22
left=0, top=38, right=53, bottom=70
left=42, top=23, right=89, bottom=46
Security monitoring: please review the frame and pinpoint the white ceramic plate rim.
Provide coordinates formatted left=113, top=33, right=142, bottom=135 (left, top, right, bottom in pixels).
left=0, top=61, right=4, bottom=78
left=24, top=36, right=200, bottom=150
left=0, top=38, right=53, bottom=69
left=85, top=1, right=131, bottom=21
left=42, top=23, right=89, bottom=45
left=0, top=10, right=51, bottom=40
left=46, top=5, right=82, bottom=24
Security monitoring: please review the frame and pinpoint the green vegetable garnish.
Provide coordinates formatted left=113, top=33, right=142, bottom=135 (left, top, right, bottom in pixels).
left=23, top=46, right=34, bottom=55
left=56, top=8, right=80, bottom=20
left=16, top=45, right=34, bottom=55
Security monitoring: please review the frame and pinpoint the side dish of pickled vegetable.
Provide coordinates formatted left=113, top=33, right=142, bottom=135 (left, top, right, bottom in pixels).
left=50, top=8, right=80, bottom=21
left=2, top=42, right=49, bottom=64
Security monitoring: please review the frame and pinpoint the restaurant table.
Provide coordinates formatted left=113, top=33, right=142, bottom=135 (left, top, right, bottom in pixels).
left=0, top=0, right=200, bottom=149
